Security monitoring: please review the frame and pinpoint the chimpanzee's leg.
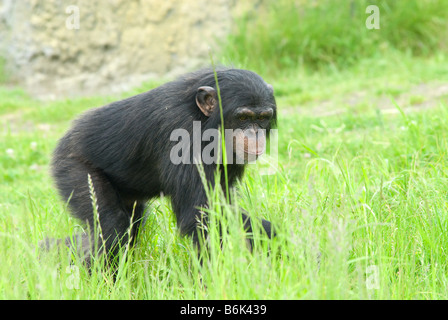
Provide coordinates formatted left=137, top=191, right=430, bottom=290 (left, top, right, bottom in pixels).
left=241, top=212, right=274, bottom=250
left=171, top=197, right=273, bottom=252
left=167, top=166, right=274, bottom=252
left=52, top=156, right=142, bottom=259
left=226, top=188, right=274, bottom=240
left=171, top=197, right=208, bottom=248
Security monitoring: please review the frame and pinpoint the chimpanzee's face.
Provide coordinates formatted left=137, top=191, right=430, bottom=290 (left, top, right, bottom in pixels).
left=195, top=79, right=276, bottom=164
left=226, top=105, right=275, bottom=162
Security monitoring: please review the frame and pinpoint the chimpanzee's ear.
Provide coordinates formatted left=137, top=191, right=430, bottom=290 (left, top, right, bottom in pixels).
left=267, top=84, right=274, bottom=94
left=196, top=86, right=217, bottom=117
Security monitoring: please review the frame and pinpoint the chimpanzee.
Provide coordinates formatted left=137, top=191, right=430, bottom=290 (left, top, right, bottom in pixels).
left=50, top=67, right=277, bottom=262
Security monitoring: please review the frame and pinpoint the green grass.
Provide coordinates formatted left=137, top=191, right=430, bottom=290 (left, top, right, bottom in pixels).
left=223, top=0, right=448, bottom=76
left=2, top=0, right=448, bottom=299
left=1, top=51, right=448, bottom=299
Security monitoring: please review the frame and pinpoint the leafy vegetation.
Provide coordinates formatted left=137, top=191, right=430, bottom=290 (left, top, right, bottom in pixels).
left=224, top=0, right=448, bottom=75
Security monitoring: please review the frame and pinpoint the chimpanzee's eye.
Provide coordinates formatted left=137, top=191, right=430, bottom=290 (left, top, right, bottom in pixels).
left=239, top=115, right=248, bottom=121
left=258, top=116, right=265, bottom=121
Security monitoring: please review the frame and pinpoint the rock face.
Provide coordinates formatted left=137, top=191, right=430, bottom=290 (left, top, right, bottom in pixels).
left=0, top=0, right=236, bottom=97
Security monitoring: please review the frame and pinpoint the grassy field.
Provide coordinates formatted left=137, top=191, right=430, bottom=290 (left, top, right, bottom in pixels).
left=1, top=51, right=448, bottom=299
left=2, top=0, right=448, bottom=300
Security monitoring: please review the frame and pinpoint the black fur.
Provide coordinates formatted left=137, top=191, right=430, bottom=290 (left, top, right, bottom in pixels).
left=51, top=67, right=277, bottom=260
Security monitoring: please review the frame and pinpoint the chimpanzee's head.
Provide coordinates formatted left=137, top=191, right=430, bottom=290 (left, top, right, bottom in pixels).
left=195, top=69, right=277, bottom=164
